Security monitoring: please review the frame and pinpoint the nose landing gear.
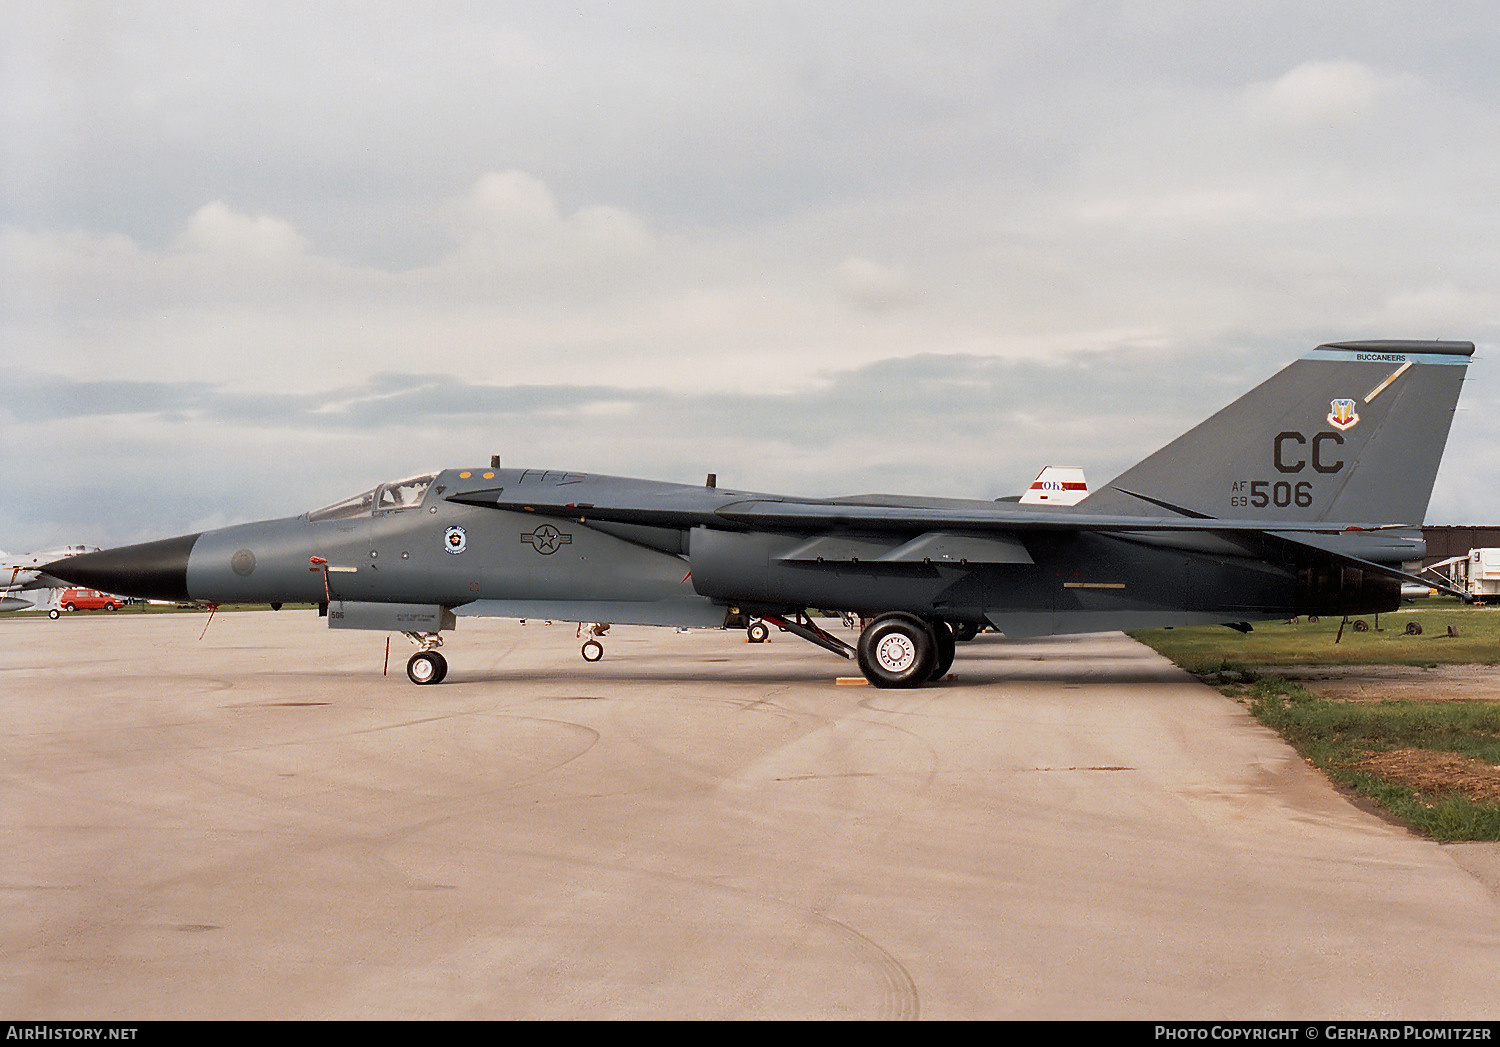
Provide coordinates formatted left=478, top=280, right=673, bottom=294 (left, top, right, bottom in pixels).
left=407, top=650, right=448, bottom=684
left=579, top=622, right=610, bottom=662
left=403, top=631, right=447, bottom=685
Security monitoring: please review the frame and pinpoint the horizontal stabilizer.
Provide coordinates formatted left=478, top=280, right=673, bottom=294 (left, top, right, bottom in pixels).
left=1263, top=531, right=1470, bottom=601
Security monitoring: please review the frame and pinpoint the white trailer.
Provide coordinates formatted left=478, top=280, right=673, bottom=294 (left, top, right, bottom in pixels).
left=1428, top=548, right=1500, bottom=601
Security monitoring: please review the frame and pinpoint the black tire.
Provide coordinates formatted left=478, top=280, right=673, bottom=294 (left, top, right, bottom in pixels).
left=856, top=612, right=936, bottom=688
left=1405, top=621, right=1423, bottom=636
left=65, top=603, right=76, bottom=612
left=747, top=621, right=770, bottom=643
left=406, top=651, right=447, bottom=685
left=928, top=620, right=956, bottom=681
left=581, top=639, right=604, bottom=662
left=1352, top=619, right=1369, bottom=632
left=48, top=608, right=59, bottom=619
left=106, top=603, right=117, bottom=611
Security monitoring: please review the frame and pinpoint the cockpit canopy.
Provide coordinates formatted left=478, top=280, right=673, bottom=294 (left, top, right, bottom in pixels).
left=306, top=473, right=437, bottom=522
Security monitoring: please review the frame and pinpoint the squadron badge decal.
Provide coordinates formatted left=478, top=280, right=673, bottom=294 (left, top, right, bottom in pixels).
left=443, top=525, right=467, bottom=554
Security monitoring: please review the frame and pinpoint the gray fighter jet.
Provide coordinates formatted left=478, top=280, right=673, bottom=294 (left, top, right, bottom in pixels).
left=45, top=340, right=1473, bottom=687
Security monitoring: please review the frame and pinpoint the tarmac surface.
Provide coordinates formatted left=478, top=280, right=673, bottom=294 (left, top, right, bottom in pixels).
left=3, top=609, right=1500, bottom=1020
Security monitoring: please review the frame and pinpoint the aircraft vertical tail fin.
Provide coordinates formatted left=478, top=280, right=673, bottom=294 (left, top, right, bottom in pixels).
left=1019, top=466, right=1089, bottom=505
left=1079, top=340, right=1473, bottom=525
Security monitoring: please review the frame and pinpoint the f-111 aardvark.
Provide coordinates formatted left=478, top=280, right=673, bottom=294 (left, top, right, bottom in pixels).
left=47, top=340, right=1473, bottom=687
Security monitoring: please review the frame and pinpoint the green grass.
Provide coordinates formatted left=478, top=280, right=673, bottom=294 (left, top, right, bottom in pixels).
left=1130, top=599, right=1500, bottom=672
left=1236, top=676, right=1500, bottom=840
left=1130, top=604, right=1500, bottom=841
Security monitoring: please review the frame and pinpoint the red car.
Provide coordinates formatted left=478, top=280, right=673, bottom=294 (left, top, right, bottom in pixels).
left=53, top=588, right=123, bottom=615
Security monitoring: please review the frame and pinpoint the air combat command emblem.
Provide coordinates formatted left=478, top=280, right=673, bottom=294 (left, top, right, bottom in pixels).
left=1327, top=398, right=1360, bottom=430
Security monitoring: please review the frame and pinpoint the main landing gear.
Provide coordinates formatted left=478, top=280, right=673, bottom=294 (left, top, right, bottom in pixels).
left=855, top=613, right=956, bottom=688
left=759, top=610, right=963, bottom=688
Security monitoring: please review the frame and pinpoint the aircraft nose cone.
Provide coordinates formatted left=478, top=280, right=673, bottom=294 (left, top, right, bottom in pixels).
left=43, top=533, right=201, bottom=602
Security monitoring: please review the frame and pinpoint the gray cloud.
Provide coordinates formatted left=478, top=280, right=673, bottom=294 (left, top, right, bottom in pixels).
left=0, top=341, right=1405, bottom=547
left=4, top=3, right=1500, bottom=548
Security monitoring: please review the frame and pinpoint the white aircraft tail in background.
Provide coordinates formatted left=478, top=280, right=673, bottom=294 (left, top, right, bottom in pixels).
left=1018, top=466, right=1088, bottom=506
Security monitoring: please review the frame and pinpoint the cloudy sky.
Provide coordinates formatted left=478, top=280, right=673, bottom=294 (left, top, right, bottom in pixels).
left=4, top=2, right=1500, bottom=550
